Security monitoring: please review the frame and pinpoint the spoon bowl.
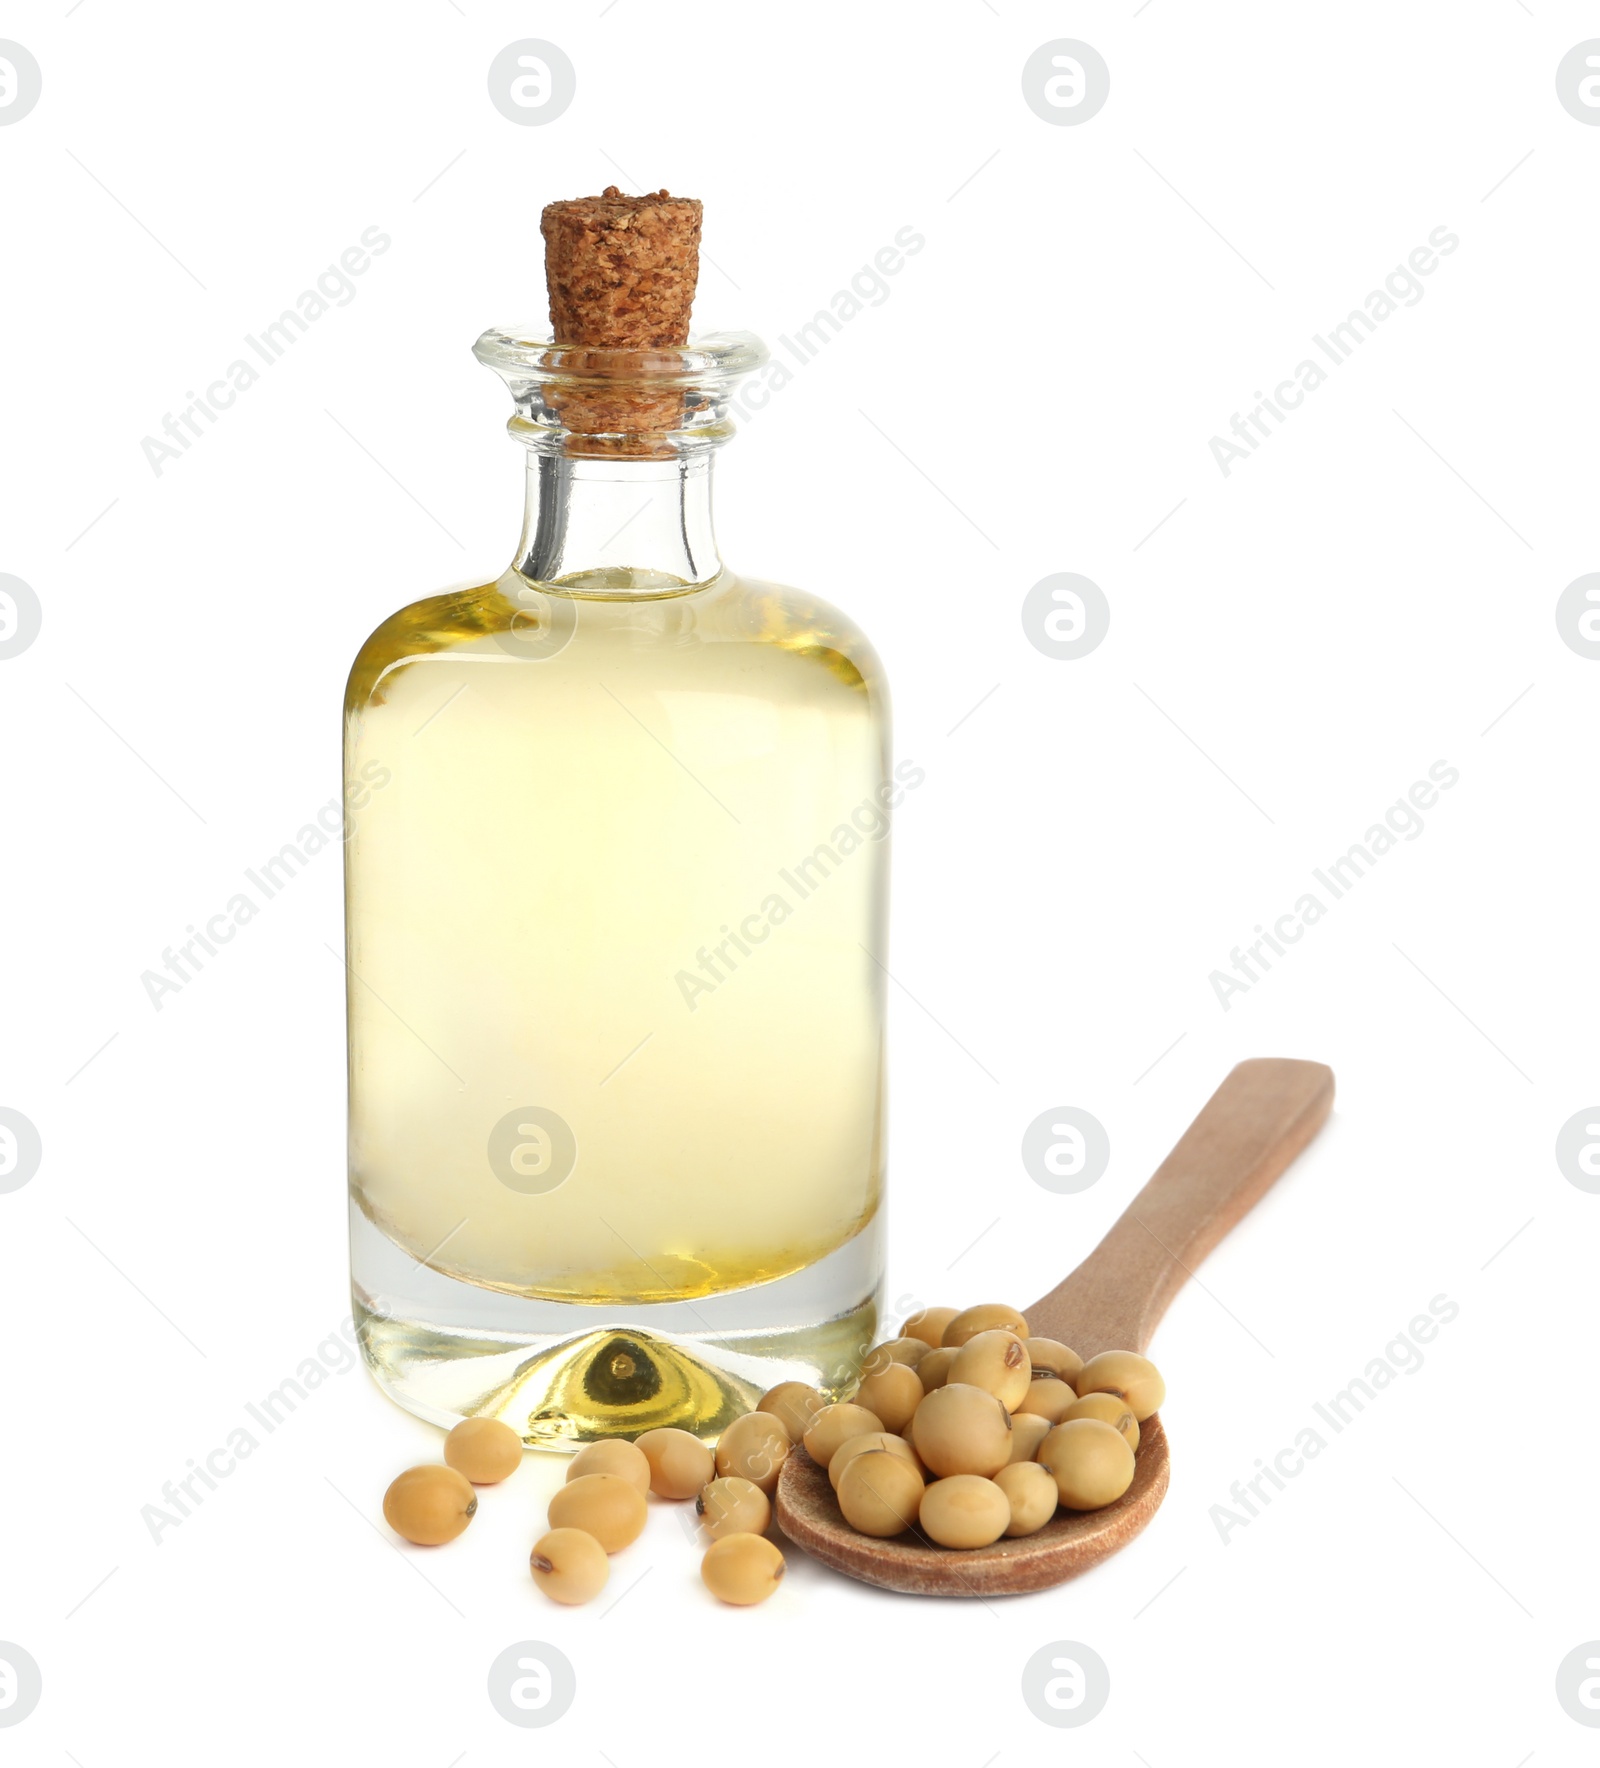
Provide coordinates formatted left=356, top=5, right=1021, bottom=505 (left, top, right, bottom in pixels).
left=774, top=1057, right=1334, bottom=1596
left=777, top=1414, right=1170, bottom=1597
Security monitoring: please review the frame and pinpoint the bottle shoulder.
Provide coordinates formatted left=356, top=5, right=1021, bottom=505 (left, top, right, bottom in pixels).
left=726, top=572, right=888, bottom=702
left=344, top=576, right=504, bottom=712
left=345, top=569, right=888, bottom=716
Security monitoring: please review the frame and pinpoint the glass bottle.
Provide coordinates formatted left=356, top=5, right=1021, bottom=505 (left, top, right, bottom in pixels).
left=343, top=328, right=895, bottom=1446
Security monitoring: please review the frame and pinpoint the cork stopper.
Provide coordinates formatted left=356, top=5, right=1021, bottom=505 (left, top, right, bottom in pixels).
left=541, top=187, right=702, bottom=348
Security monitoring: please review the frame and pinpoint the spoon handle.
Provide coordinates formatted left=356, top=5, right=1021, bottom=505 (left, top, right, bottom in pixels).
left=1025, top=1058, right=1335, bottom=1358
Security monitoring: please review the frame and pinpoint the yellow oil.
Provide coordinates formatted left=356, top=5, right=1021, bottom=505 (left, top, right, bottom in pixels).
left=343, top=568, right=892, bottom=1307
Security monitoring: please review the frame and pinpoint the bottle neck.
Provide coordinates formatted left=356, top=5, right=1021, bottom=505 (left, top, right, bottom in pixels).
left=514, top=452, right=721, bottom=595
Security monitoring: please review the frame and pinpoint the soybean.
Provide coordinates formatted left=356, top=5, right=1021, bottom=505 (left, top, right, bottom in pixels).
left=994, top=1460, right=1059, bottom=1536
left=634, top=1427, right=715, bottom=1501
left=714, top=1411, right=792, bottom=1494
left=802, top=1403, right=885, bottom=1469
left=1007, top=1412, right=1053, bottom=1464
left=567, top=1437, right=652, bottom=1494
left=1064, top=1390, right=1139, bottom=1451
left=1014, top=1377, right=1078, bottom=1424
left=701, top=1533, right=785, bottom=1605
left=918, top=1475, right=1011, bottom=1549
left=901, top=1305, right=960, bottom=1348
left=836, top=1450, right=925, bottom=1538
left=853, top=1362, right=923, bottom=1435
left=942, top=1303, right=1029, bottom=1348
left=915, top=1346, right=957, bottom=1392
left=910, top=1383, right=1013, bottom=1479
left=1025, top=1338, right=1084, bottom=1385
left=547, top=1472, right=647, bottom=1551
left=530, top=1527, right=609, bottom=1604
left=1038, top=1418, right=1136, bottom=1512
left=1075, top=1350, right=1165, bottom=1421
left=695, top=1476, right=771, bottom=1542
left=756, top=1381, right=826, bottom=1442
left=860, top=1337, right=930, bottom=1376
left=443, top=1417, right=523, bottom=1485
left=828, top=1430, right=923, bottom=1491
left=383, top=1465, right=477, bottom=1545
left=949, top=1330, right=1032, bottom=1412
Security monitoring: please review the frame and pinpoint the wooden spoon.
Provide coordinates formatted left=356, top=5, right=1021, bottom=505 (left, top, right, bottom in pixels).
left=774, top=1057, right=1335, bottom=1596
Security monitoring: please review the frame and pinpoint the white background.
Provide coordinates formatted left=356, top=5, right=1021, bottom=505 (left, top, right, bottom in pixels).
left=3, top=3, right=1597, bottom=1762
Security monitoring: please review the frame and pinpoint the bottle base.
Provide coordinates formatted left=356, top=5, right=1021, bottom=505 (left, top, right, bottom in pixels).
left=351, top=1206, right=882, bottom=1449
